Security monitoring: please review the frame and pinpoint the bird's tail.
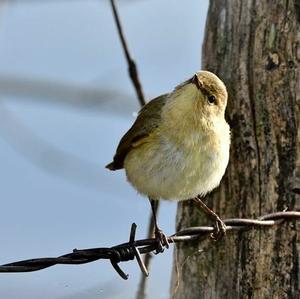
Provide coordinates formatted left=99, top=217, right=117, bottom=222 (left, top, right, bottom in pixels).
left=105, top=162, right=117, bottom=170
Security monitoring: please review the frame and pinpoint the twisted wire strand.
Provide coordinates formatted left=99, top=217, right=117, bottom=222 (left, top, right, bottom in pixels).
left=0, top=211, right=299, bottom=279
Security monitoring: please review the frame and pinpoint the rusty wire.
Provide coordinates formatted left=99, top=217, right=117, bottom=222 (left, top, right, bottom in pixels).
left=0, top=211, right=299, bottom=280
left=109, top=1, right=155, bottom=297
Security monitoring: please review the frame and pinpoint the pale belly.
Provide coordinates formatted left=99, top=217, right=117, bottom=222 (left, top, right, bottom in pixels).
left=124, top=134, right=230, bottom=201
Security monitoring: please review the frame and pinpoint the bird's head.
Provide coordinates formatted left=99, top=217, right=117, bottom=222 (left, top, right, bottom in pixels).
left=165, top=71, right=228, bottom=126
left=190, top=71, right=228, bottom=117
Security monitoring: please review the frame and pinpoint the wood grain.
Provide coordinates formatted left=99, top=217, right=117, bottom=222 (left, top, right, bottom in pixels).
left=171, top=1, right=300, bottom=298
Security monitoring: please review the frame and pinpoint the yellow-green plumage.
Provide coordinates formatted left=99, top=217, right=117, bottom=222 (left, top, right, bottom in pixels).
left=107, top=71, right=230, bottom=201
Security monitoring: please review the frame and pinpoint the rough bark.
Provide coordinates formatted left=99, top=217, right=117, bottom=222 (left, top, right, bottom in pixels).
left=171, top=1, right=300, bottom=298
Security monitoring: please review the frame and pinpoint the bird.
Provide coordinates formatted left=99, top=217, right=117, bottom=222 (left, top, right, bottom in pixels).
left=106, top=70, right=230, bottom=247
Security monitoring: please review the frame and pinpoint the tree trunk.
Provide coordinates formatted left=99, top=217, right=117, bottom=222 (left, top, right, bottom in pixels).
left=171, top=1, right=300, bottom=298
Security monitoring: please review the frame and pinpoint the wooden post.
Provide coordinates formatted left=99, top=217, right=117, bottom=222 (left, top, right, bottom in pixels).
left=171, top=1, right=300, bottom=298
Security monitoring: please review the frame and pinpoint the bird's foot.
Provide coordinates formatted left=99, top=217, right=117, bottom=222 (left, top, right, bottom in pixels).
left=154, top=228, right=169, bottom=254
left=210, top=217, right=227, bottom=241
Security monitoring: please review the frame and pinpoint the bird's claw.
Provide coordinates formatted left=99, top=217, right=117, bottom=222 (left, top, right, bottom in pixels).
left=154, top=228, right=169, bottom=254
left=210, top=217, right=227, bottom=241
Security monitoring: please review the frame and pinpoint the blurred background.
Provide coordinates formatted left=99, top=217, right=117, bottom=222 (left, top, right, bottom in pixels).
left=0, top=0, right=208, bottom=298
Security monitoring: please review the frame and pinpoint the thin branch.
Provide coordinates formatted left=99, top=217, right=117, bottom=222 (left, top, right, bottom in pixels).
left=109, top=2, right=153, bottom=297
left=110, top=0, right=146, bottom=106
left=0, top=211, right=299, bottom=279
left=0, top=75, right=134, bottom=113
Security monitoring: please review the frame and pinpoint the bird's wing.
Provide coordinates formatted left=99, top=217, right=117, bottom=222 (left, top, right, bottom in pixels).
left=106, top=94, right=168, bottom=170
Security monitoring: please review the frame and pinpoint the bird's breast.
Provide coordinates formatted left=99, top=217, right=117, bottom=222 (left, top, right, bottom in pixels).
left=124, top=122, right=230, bottom=201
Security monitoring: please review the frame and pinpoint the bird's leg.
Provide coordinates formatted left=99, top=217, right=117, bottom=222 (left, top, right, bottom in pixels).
left=192, top=196, right=226, bottom=241
left=149, top=198, right=169, bottom=252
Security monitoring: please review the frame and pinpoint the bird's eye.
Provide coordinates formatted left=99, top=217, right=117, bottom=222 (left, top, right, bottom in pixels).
left=207, top=95, right=216, bottom=105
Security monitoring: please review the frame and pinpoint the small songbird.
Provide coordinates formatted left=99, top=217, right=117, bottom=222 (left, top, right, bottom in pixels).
left=106, top=71, right=230, bottom=246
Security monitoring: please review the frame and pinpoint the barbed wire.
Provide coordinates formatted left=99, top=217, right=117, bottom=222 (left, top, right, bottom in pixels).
left=0, top=211, right=299, bottom=279
left=109, top=2, right=155, bottom=297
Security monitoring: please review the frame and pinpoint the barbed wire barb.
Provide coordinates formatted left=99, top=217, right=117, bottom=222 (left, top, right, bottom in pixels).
left=0, top=210, right=299, bottom=279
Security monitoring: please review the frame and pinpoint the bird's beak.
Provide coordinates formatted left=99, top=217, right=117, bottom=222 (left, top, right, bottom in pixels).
left=191, top=74, right=203, bottom=90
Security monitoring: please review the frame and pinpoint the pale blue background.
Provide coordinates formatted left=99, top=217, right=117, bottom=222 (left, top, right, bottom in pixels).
left=0, top=1, right=208, bottom=298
